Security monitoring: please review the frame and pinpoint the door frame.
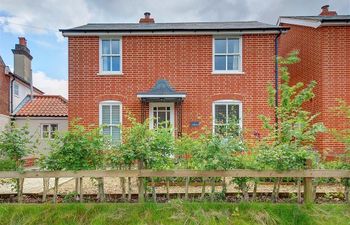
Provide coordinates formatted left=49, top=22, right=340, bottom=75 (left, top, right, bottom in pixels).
left=149, top=102, right=175, bottom=129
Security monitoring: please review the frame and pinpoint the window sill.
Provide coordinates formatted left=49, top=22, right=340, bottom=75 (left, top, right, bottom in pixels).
left=97, top=72, right=123, bottom=76
left=212, top=71, right=245, bottom=75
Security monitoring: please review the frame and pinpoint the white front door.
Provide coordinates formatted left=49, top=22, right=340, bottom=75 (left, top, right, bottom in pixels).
left=149, top=102, right=174, bottom=129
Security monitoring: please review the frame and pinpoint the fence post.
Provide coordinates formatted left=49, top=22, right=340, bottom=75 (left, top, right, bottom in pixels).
left=304, top=159, right=313, bottom=204
left=79, top=177, right=83, bottom=203
left=185, top=177, right=189, bottom=200
left=138, top=161, right=145, bottom=203
left=53, top=177, right=59, bottom=203
left=18, top=178, right=24, bottom=203
left=42, top=178, right=49, bottom=203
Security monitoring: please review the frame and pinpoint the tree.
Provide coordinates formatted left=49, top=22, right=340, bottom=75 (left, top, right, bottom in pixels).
left=330, top=99, right=350, bottom=202
left=257, top=51, right=325, bottom=201
left=0, top=122, right=36, bottom=171
left=40, top=121, right=107, bottom=202
left=0, top=122, right=37, bottom=201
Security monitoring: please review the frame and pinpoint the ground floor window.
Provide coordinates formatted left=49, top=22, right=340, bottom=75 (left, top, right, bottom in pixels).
left=212, top=100, right=242, bottom=136
left=41, top=124, right=58, bottom=139
left=99, top=101, right=122, bottom=143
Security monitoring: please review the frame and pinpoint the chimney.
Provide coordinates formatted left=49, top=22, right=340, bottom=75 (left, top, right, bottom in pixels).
left=11, top=37, right=33, bottom=83
left=319, top=5, right=337, bottom=16
left=139, top=12, right=155, bottom=24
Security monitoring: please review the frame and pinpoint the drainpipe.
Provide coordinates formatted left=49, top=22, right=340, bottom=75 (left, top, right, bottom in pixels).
left=274, top=31, right=282, bottom=127
left=9, top=76, right=15, bottom=114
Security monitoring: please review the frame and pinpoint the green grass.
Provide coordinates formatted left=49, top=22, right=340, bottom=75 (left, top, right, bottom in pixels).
left=0, top=202, right=349, bottom=225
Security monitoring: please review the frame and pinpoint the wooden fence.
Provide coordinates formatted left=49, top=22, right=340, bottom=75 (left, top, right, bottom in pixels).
left=2, top=162, right=350, bottom=204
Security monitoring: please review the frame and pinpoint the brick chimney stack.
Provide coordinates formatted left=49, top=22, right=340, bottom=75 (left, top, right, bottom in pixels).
left=12, top=37, right=33, bottom=83
left=19, top=37, right=27, bottom=46
left=319, top=5, right=337, bottom=16
left=139, top=12, right=155, bottom=24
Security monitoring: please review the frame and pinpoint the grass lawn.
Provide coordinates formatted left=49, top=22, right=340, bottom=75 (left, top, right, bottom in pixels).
left=0, top=202, right=349, bottom=225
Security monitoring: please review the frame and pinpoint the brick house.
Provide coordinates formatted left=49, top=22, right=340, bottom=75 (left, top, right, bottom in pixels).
left=60, top=13, right=288, bottom=142
left=278, top=5, right=350, bottom=156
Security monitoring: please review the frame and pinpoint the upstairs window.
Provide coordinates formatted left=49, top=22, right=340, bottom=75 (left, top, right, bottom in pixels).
left=41, top=124, right=58, bottom=139
left=13, top=83, right=19, bottom=97
left=99, top=101, right=122, bottom=143
left=213, top=37, right=242, bottom=73
left=100, top=38, right=121, bottom=74
left=213, top=100, right=242, bottom=136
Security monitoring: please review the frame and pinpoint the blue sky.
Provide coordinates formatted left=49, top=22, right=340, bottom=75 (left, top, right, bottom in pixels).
left=0, top=0, right=349, bottom=98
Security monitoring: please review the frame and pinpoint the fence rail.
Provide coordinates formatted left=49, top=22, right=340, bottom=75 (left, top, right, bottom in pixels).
left=1, top=165, right=350, bottom=204
left=0, top=169, right=349, bottom=179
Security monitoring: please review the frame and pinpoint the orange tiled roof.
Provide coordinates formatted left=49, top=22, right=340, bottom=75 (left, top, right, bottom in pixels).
left=15, top=95, right=68, bottom=117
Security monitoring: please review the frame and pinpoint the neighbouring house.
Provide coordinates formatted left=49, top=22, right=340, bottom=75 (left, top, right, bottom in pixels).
left=0, top=55, right=10, bottom=129
left=60, top=12, right=288, bottom=143
left=0, top=37, right=68, bottom=161
left=14, top=95, right=68, bottom=157
left=0, top=37, right=44, bottom=130
left=278, top=5, right=350, bottom=157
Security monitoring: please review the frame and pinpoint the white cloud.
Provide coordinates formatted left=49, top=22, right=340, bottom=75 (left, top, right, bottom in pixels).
left=33, top=71, right=68, bottom=99
left=0, top=0, right=92, bottom=40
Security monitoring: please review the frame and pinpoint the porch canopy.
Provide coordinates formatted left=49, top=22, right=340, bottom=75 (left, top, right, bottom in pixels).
left=137, top=79, right=186, bottom=102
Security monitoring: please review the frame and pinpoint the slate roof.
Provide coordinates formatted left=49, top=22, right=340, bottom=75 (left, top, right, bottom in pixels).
left=138, top=79, right=186, bottom=96
left=15, top=95, right=68, bottom=117
left=279, top=15, right=350, bottom=22
left=60, top=21, right=287, bottom=34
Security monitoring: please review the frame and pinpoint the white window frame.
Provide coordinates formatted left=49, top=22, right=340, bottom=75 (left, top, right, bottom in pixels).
left=99, top=100, right=122, bottom=142
left=13, top=82, right=19, bottom=97
left=98, top=37, right=122, bottom=75
left=149, top=102, right=175, bottom=130
left=212, top=100, right=243, bottom=134
left=41, top=124, right=59, bottom=139
left=212, top=36, right=243, bottom=74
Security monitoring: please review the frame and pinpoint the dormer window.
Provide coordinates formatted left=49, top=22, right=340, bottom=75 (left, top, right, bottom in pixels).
left=99, top=38, right=122, bottom=75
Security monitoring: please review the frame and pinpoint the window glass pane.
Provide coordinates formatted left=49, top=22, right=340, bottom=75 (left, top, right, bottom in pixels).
left=228, top=39, right=239, bottom=53
left=102, top=105, right=111, bottom=124
left=111, top=40, right=120, bottom=54
left=14, top=84, right=19, bottom=96
left=102, top=56, right=111, bottom=71
left=233, top=55, right=239, bottom=70
left=111, top=56, right=120, bottom=71
left=215, top=105, right=227, bottom=124
left=228, top=104, right=239, bottom=122
left=42, top=125, right=49, bottom=138
left=102, top=40, right=110, bottom=54
left=215, top=125, right=227, bottom=136
left=227, top=55, right=233, bottom=70
left=103, top=127, right=111, bottom=136
left=158, top=111, right=166, bottom=124
left=215, top=55, right=226, bottom=70
left=215, top=39, right=226, bottom=53
left=111, top=127, right=121, bottom=142
left=111, top=105, right=120, bottom=124
left=50, top=124, right=58, bottom=139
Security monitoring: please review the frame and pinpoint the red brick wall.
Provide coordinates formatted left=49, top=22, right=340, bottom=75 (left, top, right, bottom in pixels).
left=68, top=34, right=276, bottom=139
left=0, top=62, right=10, bottom=116
left=279, top=23, right=350, bottom=156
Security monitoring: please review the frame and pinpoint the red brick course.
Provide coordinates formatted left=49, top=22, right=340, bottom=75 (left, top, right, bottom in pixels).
left=0, top=62, right=10, bottom=116
left=68, top=34, right=277, bottom=139
left=279, top=24, right=350, bottom=156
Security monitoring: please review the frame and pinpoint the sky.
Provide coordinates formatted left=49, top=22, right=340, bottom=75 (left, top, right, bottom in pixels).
left=0, top=0, right=349, bottom=99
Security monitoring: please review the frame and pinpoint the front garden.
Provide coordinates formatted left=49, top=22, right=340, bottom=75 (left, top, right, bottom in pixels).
left=0, top=52, right=349, bottom=215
